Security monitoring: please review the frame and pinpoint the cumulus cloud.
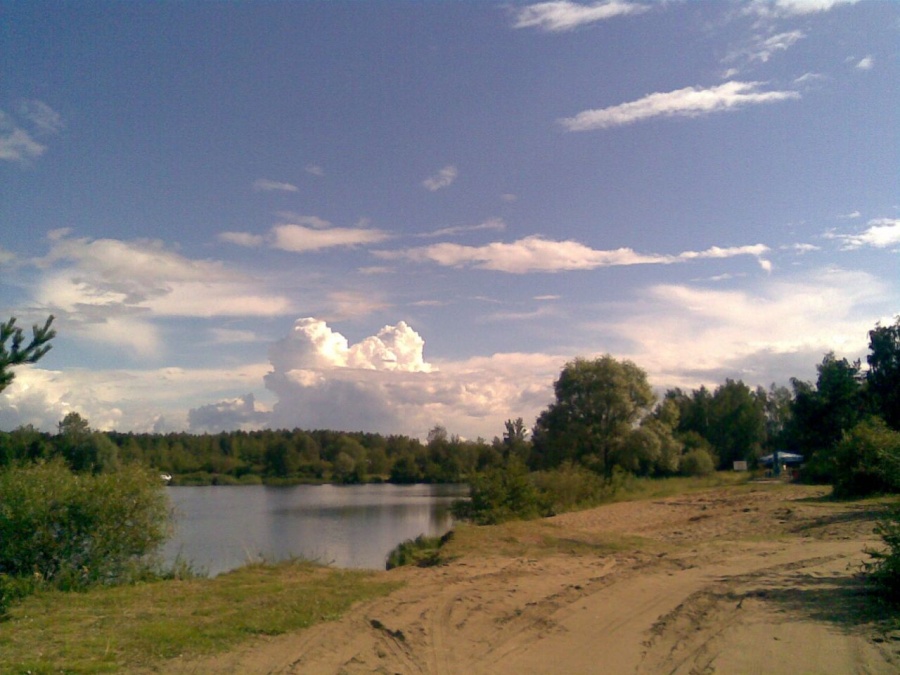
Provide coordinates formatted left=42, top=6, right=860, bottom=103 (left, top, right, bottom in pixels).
left=259, top=317, right=564, bottom=437
left=253, top=178, right=299, bottom=192
left=827, top=218, right=900, bottom=250
left=422, top=165, right=458, bottom=191
left=377, top=236, right=769, bottom=274
left=1, top=362, right=271, bottom=433
left=513, top=1, right=648, bottom=32
left=560, top=82, right=799, bottom=131
left=188, top=393, right=269, bottom=432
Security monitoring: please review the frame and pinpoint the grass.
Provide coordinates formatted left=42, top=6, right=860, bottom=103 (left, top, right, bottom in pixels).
left=0, top=560, right=400, bottom=673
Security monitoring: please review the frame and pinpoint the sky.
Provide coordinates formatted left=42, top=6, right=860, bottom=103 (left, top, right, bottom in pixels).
left=1, top=0, right=898, bottom=440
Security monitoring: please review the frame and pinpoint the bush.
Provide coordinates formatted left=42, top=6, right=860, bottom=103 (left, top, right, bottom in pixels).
left=0, top=459, right=170, bottom=590
left=531, top=462, right=608, bottom=514
left=679, top=448, right=716, bottom=477
left=452, top=459, right=547, bottom=525
left=385, top=532, right=452, bottom=570
left=863, top=507, right=900, bottom=604
left=832, top=418, right=900, bottom=498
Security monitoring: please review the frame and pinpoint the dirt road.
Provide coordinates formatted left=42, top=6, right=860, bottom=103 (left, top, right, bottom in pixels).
left=169, top=484, right=900, bottom=674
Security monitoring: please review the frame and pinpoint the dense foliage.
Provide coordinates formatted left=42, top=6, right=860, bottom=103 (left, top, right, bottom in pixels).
left=0, top=459, right=169, bottom=598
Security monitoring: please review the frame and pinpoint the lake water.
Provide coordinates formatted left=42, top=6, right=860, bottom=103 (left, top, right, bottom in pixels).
left=161, top=483, right=468, bottom=575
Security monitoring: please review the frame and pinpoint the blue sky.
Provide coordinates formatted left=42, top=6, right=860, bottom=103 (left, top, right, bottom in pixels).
left=2, top=0, right=898, bottom=439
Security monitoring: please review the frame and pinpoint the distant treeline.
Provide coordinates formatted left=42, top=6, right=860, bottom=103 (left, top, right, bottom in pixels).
left=0, top=421, right=506, bottom=485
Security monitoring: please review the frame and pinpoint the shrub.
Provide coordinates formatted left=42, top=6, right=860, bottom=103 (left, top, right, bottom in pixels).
left=679, top=448, right=716, bottom=477
left=863, top=507, right=900, bottom=604
left=531, top=462, right=608, bottom=514
left=452, top=459, right=547, bottom=525
left=385, top=532, right=452, bottom=570
left=831, top=418, right=900, bottom=498
left=0, top=459, right=170, bottom=590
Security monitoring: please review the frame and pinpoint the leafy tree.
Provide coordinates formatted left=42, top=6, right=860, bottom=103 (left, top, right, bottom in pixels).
left=55, top=412, right=120, bottom=473
left=0, top=459, right=168, bottom=590
left=831, top=418, right=900, bottom=498
left=867, top=317, right=900, bottom=430
left=706, top=380, right=767, bottom=469
left=502, top=417, right=531, bottom=463
left=0, top=315, right=55, bottom=393
left=532, top=356, right=655, bottom=476
left=788, top=353, right=867, bottom=480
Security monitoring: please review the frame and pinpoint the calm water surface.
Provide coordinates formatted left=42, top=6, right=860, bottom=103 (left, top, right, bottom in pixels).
left=162, top=483, right=467, bottom=575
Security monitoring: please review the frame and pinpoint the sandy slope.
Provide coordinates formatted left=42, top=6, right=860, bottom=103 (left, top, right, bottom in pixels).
left=165, top=484, right=900, bottom=674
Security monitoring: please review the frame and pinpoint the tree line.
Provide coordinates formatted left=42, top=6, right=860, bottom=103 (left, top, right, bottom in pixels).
left=1, top=316, right=897, bottom=492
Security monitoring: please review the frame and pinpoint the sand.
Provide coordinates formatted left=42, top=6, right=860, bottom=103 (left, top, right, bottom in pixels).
left=163, top=483, right=900, bottom=674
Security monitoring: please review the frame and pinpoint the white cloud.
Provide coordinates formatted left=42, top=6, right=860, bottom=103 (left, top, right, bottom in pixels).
left=827, top=218, right=900, bottom=250
left=420, top=217, right=507, bottom=238
left=30, top=233, right=291, bottom=354
left=304, top=164, right=325, bottom=177
left=603, top=266, right=891, bottom=390
left=219, top=231, right=266, bottom=247
left=560, top=82, right=799, bottom=131
left=1, top=362, right=271, bottom=433
left=837, top=210, right=862, bottom=219
left=750, top=30, right=806, bottom=63
left=422, top=165, right=458, bottom=191
left=188, top=394, right=269, bottom=432
left=855, top=55, right=874, bottom=70
left=253, top=178, right=299, bottom=192
left=378, top=236, right=770, bottom=274
left=271, top=224, right=389, bottom=252
left=20, top=100, right=64, bottom=134
left=262, top=317, right=562, bottom=438
left=746, top=0, right=860, bottom=18
left=513, top=1, right=648, bottom=32
left=0, top=111, right=47, bottom=163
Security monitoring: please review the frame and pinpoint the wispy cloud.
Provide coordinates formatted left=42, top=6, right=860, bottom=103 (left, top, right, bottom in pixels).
left=253, top=178, right=299, bottom=192
left=745, top=0, right=860, bottom=19
left=739, top=30, right=806, bottom=64
left=304, top=164, right=325, bottom=177
left=0, top=100, right=63, bottom=163
left=559, top=82, right=799, bottom=131
left=422, top=165, right=458, bottom=191
left=377, top=236, right=769, bottom=274
left=221, top=218, right=388, bottom=253
left=272, top=224, right=389, bottom=252
left=513, top=1, right=648, bottom=32
left=826, top=218, right=900, bottom=250
left=420, top=217, right=507, bottom=238
left=19, top=100, right=64, bottom=134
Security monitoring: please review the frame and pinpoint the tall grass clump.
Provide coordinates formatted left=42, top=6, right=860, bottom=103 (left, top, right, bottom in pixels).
left=0, top=459, right=169, bottom=596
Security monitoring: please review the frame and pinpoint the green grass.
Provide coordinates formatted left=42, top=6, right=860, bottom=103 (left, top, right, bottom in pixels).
left=0, top=561, right=400, bottom=673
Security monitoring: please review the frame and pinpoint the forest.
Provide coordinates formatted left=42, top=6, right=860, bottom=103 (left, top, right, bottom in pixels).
left=1, top=316, right=898, bottom=495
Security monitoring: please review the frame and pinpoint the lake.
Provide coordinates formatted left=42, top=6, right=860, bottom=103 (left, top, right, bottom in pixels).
left=162, top=483, right=468, bottom=575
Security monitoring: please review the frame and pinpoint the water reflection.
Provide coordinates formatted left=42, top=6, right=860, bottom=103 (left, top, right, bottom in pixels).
left=162, top=483, right=467, bottom=575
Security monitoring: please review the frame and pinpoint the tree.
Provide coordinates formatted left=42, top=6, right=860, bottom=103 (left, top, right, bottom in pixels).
left=532, top=356, right=655, bottom=476
left=705, top=380, right=767, bottom=469
left=867, top=317, right=900, bottom=430
left=0, top=315, right=55, bottom=392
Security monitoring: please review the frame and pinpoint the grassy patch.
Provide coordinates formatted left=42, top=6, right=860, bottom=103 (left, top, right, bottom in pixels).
left=0, top=561, right=399, bottom=673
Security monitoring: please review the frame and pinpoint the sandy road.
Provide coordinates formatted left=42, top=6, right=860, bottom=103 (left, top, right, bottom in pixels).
left=166, top=484, right=900, bottom=674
